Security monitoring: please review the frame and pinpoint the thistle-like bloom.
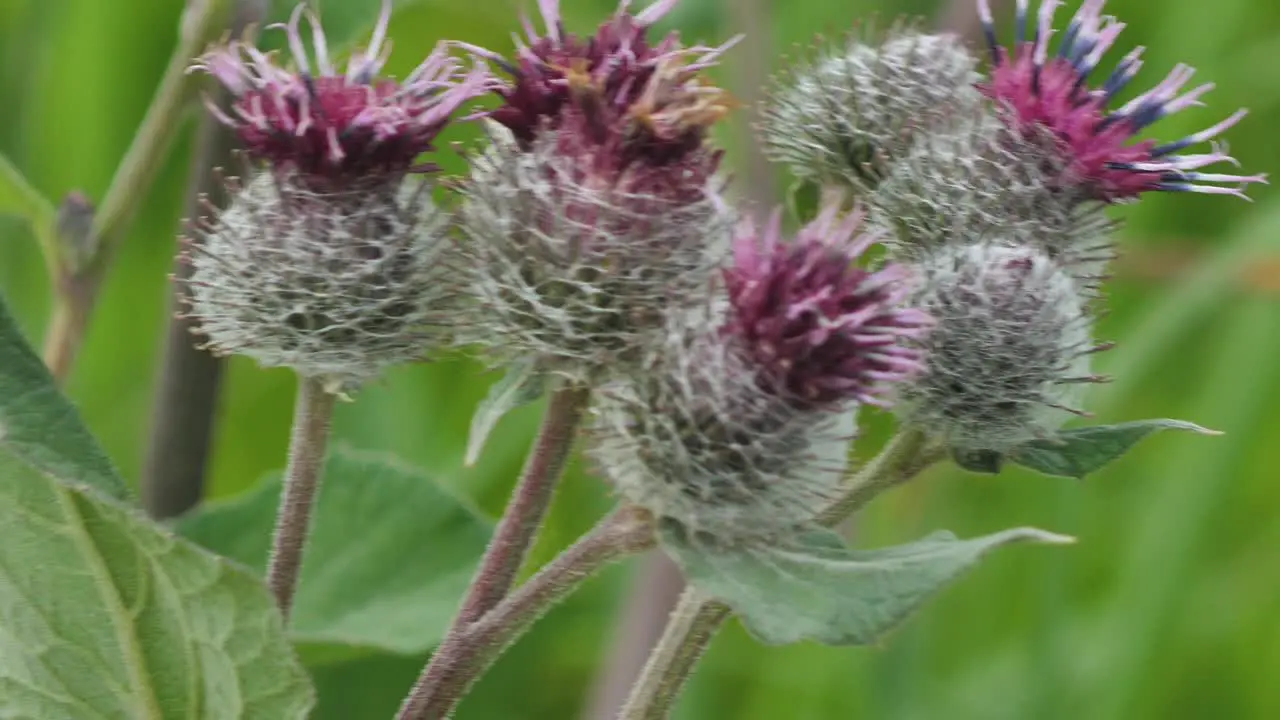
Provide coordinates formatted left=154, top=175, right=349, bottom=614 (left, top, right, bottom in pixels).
left=591, top=323, right=854, bottom=543
left=182, top=2, right=489, bottom=387
left=760, top=27, right=981, bottom=191
left=192, top=1, right=491, bottom=192
left=723, top=204, right=932, bottom=408
left=458, top=0, right=738, bottom=380
left=870, top=113, right=1117, bottom=287
left=896, top=242, right=1109, bottom=453
left=976, top=0, right=1266, bottom=202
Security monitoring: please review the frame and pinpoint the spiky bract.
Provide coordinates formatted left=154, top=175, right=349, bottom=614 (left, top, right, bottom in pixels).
left=869, top=113, right=1117, bottom=286
left=183, top=174, right=452, bottom=387
left=760, top=26, right=981, bottom=192
left=895, top=242, right=1106, bottom=452
left=591, top=323, right=851, bottom=543
left=457, top=122, right=730, bottom=381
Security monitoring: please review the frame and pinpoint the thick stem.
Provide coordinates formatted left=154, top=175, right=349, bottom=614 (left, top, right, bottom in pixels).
left=617, top=429, right=943, bottom=719
left=141, top=0, right=263, bottom=518
left=397, top=506, right=657, bottom=720
left=265, top=376, right=336, bottom=620
left=457, top=384, right=592, bottom=623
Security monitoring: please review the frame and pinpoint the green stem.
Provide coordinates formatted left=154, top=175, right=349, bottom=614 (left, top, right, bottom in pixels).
left=617, top=428, right=943, bottom=719
left=40, top=0, right=231, bottom=382
left=265, top=376, right=336, bottom=620
left=397, top=506, right=657, bottom=720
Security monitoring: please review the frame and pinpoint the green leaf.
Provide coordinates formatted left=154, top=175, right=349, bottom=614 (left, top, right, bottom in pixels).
left=465, top=360, right=545, bottom=467
left=0, top=292, right=128, bottom=500
left=178, top=447, right=493, bottom=655
left=661, top=523, right=1073, bottom=646
left=0, top=453, right=314, bottom=719
left=0, top=151, right=55, bottom=232
left=786, top=177, right=821, bottom=225
left=1009, top=419, right=1221, bottom=479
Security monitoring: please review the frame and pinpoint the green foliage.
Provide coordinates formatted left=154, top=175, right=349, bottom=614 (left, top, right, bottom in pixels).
left=662, top=523, right=1072, bottom=646
left=2, top=0, right=1280, bottom=718
left=179, top=448, right=493, bottom=655
left=465, top=361, right=545, bottom=467
left=0, top=454, right=314, bottom=720
left=0, top=151, right=54, bottom=245
left=1010, top=420, right=1221, bottom=479
left=0, top=292, right=126, bottom=500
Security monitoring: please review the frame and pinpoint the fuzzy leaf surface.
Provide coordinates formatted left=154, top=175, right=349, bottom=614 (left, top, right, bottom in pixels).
left=0, top=454, right=314, bottom=719
left=662, top=523, right=1072, bottom=646
left=178, top=448, right=492, bottom=654
left=1010, top=419, right=1220, bottom=479
left=0, top=292, right=127, bottom=500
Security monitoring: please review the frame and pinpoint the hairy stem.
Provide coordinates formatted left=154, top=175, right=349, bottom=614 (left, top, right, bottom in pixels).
left=40, top=0, right=231, bottom=382
left=616, top=589, right=731, bottom=720
left=458, top=383, right=592, bottom=623
left=581, top=553, right=687, bottom=720
left=617, top=428, right=942, bottom=718
left=265, top=376, right=336, bottom=619
left=141, top=0, right=264, bottom=519
left=397, top=506, right=657, bottom=720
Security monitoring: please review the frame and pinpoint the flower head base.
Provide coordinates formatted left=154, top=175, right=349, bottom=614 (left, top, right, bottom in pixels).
left=181, top=174, right=454, bottom=389
left=760, top=26, right=981, bottom=191
left=192, top=1, right=492, bottom=192
left=723, top=204, right=931, bottom=409
left=870, top=112, right=1118, bottom=287
left=895, top=242, right=1109, bottom=453
left=591, top=323, right=852, bottom=543
left=976, top=0, right=1266, bottom=202
left=457, top=122, right=731, bottom=381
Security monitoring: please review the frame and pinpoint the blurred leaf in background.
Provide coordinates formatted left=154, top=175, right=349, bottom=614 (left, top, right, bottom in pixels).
left=1, top=0, right=1278, bottom=718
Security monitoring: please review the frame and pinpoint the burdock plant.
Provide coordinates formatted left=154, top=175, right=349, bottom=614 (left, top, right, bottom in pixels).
left=0, top=1, right=1264, bottom=719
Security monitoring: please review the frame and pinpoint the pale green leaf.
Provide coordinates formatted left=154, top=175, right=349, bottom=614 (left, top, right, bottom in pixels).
left=0, top=293, right=128, bottom=500
left=0, top=454, right=314, bottom=719
left=178, top=447, right=493, bottom=654
left=1010, top=419, right=1221, bottom=479
left=662, top=523, right=1073, bottom=646
left=465, top=361, right=545, bottom=467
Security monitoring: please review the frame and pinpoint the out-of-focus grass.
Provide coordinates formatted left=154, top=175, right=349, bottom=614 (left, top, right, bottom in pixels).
left=0, top=0, right=1277, bottom=718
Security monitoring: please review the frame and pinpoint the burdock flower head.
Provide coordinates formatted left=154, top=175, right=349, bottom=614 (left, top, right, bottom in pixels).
left=458, top=0, right=739, bottom=381
left=896, top=242, right=1110, bottom=454
left=976, top=0, right=1266, bottom=202
left=181, top=2, right=491, bottom=389
left=760, top=24, right=981, bottom=192
left=870, top=112, right=1117, bottom=285
left=723, top=203, right=932, bottom=409
left=592, top=203, right=927, bottom=543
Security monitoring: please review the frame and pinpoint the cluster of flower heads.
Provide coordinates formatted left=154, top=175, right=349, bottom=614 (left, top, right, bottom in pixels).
left=178, top=0, right=1262, bottom=539
left=758, top=0, right=1264, bottom=456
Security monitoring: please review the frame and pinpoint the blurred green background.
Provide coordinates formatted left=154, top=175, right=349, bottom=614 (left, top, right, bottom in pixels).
left=2, top=0, right=1279, bottom=718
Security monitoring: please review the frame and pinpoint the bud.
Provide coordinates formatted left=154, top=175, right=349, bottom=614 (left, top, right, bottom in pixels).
left=456, top=0, right=738, bottom=381
left=975, top=0, right=1265, bottom=202
left=869, top=113, right=1117, bottom=287
left=723, top=203, right=932, bottom=409
left=895, top=242, right=1109, bottom=453
left=181, top=2, right=491, bottom=388
left=760, top=26, right=981, bottom=192
left=591, top=323, right=850, bottom=542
